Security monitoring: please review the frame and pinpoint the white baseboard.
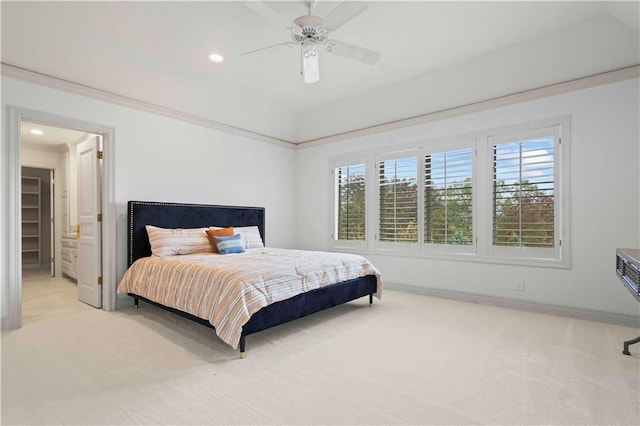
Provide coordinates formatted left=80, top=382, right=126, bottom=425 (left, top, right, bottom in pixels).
left=385, top=282, right=640, bottom=328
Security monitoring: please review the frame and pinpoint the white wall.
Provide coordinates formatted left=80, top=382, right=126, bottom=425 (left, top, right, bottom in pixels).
left=1, top=77, right=297, bottom=315
left=2, top=75, right=638, bottom=323
left=295, top=78, right=640, bottom=318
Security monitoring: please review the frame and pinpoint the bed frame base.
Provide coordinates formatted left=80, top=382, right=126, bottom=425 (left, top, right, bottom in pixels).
left=129, top=274, right=377, bottom=358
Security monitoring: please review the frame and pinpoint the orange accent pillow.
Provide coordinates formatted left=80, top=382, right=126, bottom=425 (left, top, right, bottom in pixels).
left=206, top=227, right=235, bottom=253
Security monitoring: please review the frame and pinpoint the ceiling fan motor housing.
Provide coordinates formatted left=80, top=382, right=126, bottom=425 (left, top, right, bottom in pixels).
left=292, top=15, right=328, bottom=46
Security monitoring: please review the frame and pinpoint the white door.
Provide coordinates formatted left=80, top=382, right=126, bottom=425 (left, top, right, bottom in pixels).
left=76, top=136, right=102, bottom=308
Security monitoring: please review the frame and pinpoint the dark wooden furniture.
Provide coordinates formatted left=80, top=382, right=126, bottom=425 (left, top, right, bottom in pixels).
left=615, top=248, right=640, bottom=355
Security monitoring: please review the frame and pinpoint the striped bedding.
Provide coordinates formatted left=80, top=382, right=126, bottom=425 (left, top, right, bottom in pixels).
left=117, top=248, right=382, bottom=349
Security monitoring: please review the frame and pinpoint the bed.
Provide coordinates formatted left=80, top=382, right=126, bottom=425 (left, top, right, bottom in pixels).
left=119, top=200, right=382, bottom=358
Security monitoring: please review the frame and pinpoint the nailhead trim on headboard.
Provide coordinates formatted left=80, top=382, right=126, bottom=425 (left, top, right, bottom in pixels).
left=127, top=201, right=266, bottom=267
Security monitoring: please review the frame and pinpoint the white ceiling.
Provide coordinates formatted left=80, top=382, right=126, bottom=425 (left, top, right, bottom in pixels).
left=21, top=121, right=87, bottom=152
left=2, top=1, right=639, bottom=144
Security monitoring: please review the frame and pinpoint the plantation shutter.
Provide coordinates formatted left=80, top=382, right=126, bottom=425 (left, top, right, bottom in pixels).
left=334, top=164, right=366, bottom=241
left=425, top=148, right=473, bottom=245
left=493, top=136, right=555, bottom=248
left=378, top=155, right=418, bottom=242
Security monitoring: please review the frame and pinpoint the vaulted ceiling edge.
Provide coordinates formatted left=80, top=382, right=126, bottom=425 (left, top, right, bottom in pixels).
left=3, top=63, right=638, bottom=150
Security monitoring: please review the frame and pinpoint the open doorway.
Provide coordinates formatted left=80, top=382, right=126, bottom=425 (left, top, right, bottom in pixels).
left=20, top=121, right=102, bottom=324
left=4, top=106, right=116, bottom=331
left=21, top=166, right=53, bottom=280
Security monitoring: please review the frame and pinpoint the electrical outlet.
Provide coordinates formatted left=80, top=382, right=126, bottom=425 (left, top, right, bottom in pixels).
left=516, top=280, right=525, bottom=291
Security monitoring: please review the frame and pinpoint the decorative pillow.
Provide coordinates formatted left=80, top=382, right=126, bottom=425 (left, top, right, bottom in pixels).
left=145, top=225, right=211, bottom=257
left=206, top=227, right=235, bottom=253
left=213, top=234, right=245, bottom=255
left=234, top=226, right=264, bottom=249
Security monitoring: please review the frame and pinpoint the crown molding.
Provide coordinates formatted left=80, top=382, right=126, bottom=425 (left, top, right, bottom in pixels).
left=1, top=63, right=297, bottom=150
left=3, top=63, right=638, bottom=150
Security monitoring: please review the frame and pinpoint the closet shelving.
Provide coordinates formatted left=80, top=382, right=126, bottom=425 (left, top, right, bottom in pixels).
left=21, top=176, right=41, bottom=267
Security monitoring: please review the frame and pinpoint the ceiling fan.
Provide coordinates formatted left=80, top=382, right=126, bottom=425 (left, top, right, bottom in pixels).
left=243, top=0, right=381, bottom=84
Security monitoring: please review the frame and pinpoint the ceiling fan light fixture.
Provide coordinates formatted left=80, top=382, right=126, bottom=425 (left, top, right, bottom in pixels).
left=303, top=46, right=318, bottom=59
left=302, top=45, right=320, bottom=84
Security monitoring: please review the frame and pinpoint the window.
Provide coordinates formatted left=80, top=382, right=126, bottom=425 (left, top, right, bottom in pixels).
left=493, top=137, right=555, bottom=248
left=334, top=163, right=366, bottom=241
left=330, top=118, right=568, bottom=267
left=488, top=125, right=562, bottom=261
left=425, top=148, right=473, bottom=245
left=378, top=155, right=418, bottom=243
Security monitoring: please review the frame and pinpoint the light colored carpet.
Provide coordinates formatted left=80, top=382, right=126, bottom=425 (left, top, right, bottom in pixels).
left=2, top=289, right=639, bottom=425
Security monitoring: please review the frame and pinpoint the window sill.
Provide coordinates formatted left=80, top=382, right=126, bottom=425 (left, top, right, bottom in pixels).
left=329, top=245, right=570, bottom=269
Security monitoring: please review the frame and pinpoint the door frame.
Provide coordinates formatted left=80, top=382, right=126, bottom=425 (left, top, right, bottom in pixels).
left=49, top=168, right=55, bottom=277
left=3, top=106, right=116, bottom=330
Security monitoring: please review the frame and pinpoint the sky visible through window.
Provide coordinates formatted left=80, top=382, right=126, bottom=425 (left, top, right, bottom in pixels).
left=427, top=149, right=473, bottom=186
left=494, top=136, right=554, bottom=191
left=380, top=158, right=417, bottom=181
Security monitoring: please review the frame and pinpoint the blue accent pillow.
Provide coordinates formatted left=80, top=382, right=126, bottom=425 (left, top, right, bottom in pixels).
left=213, top=234, right=245, bottom=255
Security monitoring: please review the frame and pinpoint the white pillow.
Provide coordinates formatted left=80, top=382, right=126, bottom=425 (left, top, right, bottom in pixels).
left=145, top=225, right=212, bottom=257
left=234, top=226, right=264, bottom=249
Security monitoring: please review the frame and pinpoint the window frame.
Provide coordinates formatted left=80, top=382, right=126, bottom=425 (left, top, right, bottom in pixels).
left=329, top=117, right=570, bottom=269
left=330, top=157, right=369, bottom=250
left=482, top=122, right=568, bottom=266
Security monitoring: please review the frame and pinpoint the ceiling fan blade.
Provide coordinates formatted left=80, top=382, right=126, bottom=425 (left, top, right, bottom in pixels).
left=302, top=46, right=320, bottom=84
left=244, top=1, right=297, bottom=29
left=240, top=42, right=296, bottom=57
left=322, top=1, right=369, bottom=31
left=326, top=40, right=380, bottom=65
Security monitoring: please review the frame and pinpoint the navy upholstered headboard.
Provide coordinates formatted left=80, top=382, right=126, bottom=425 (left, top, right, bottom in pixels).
left=127, top=201, right=265, bottom=266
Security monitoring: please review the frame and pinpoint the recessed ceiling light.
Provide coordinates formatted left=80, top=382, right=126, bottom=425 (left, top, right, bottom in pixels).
left=30, top=129, right=44, bottom=135
left=209, top=53, right=224, bottom=63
